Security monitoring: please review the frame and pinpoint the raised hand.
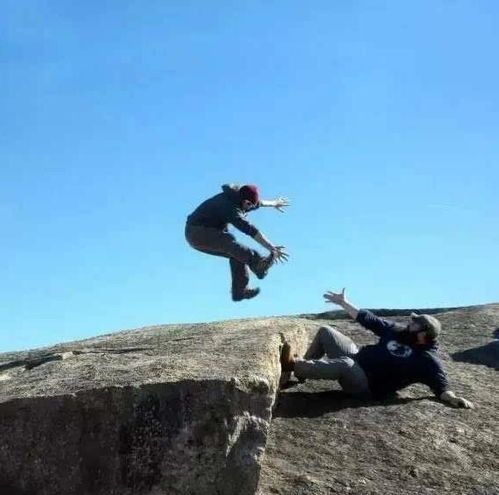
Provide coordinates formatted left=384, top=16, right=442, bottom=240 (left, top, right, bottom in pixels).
left=273, top=197, right=290, bottom=213
left=272, top=245, right=289, bottom=263
left=323, top=288, right=347, bottom=306
left=455, top=397, right=474, bottom=409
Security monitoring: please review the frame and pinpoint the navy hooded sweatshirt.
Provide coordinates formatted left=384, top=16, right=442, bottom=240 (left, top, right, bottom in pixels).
left=354, top=310, right=449, bottom=399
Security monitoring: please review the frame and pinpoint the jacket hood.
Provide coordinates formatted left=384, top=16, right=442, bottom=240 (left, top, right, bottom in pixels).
left=221, top=184, right=242, bottom=204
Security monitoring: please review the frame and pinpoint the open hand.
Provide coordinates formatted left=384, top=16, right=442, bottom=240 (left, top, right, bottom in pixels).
left=323, top=288, right=347, bottom=306
left=455, top=397, right=474, bottom=409
left=273, top=197, right=290, bottom=213
left=272, top=246, right=289, bottom=263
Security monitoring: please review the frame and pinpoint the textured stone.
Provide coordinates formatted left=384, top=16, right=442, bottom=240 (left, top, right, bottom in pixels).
left=0, top=317, right=310, bottom=495
left=257, top=304, right=499, bottom=495
left=1, top=304, right=497, bottom=495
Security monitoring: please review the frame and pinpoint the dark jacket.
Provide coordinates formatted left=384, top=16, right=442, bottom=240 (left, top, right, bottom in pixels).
left=354, top=310, right=449, bottom=399
left=186, top=184, right=260, bottom=237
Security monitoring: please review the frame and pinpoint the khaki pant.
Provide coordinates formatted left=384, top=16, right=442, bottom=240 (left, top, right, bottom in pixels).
left=294, top=326, right=371, bottom=398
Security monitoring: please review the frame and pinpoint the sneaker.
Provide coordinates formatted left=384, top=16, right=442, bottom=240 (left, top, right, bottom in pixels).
left=232, top=287, right=261, bottom=302
left=252, top=252, right=275, bottom=280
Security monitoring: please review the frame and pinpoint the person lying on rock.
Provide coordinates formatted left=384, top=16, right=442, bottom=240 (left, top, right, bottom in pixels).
left=185, top=184, right=289, bottom=301
left=281, top=288, right=474, bottom=408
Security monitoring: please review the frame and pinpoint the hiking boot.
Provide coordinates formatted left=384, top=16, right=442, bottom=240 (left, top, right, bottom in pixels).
left=280, top=343, right=295, bottom=372
left=232, top=287, right=261, bottom=302
left=252, top=252, right=275, bottom=280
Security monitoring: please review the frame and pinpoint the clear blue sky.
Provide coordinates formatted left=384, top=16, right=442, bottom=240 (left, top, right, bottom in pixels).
left=2, top=1, right=498, bottom=352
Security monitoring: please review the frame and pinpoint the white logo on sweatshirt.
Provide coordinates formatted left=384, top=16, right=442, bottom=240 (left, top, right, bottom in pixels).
left=386, top=340, right=413, bottom=358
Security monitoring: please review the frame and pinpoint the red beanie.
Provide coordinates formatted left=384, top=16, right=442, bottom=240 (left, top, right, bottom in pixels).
left=239, top=184, right=259, bottom=204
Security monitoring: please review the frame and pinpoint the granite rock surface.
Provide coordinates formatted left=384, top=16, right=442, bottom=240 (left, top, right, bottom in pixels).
left=0, top=317, right=310, bottom=495
left=1, top=304, right=497, bottom=495
left=257, top=304, right=499, bottom=495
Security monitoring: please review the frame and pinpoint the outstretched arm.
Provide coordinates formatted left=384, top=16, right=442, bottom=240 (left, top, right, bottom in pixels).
left=253, top=231, right=275, bottom=252
left=229, top=210, right=289, bottom=263
left=323, top=288, right=359, bottom=319
left=253, top=232, right=289, bottom=263
left=440, top=390, right=474, bottom=409
left=259, top=197, right=290, bottom=213
left=323, top=289, right=398, bottom=336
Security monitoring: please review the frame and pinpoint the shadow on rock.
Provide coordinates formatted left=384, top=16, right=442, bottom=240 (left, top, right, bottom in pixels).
left=0, top=483, right=34, bottom=495
left=452, top=341, right=499, bottom=370
left=274, top=390, right=436, bottom=419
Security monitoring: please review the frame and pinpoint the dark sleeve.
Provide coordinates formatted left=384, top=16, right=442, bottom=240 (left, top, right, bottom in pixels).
left=422, top=356, right=449, bottom=396
left=229, top=211, right=260, bottom=237
left=356, top=310, right=398, bottom=337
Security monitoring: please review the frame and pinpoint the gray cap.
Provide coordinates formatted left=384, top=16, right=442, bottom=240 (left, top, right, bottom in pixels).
left=410, top=313, right=441, bottom=339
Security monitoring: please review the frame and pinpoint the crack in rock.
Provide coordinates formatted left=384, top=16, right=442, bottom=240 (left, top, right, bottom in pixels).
left=0, top=347, right=153, bottom=373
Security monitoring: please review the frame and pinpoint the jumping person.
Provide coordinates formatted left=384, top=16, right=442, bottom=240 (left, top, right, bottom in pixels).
left=185, top=184, right=289, bottom=301
left=281, top=288, right=474, bottom=408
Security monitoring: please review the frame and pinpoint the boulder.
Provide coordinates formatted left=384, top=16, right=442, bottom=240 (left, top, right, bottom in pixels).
left=1, top=304, right=497, bottom=495
left=0, top=318, right=310, bottom=495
